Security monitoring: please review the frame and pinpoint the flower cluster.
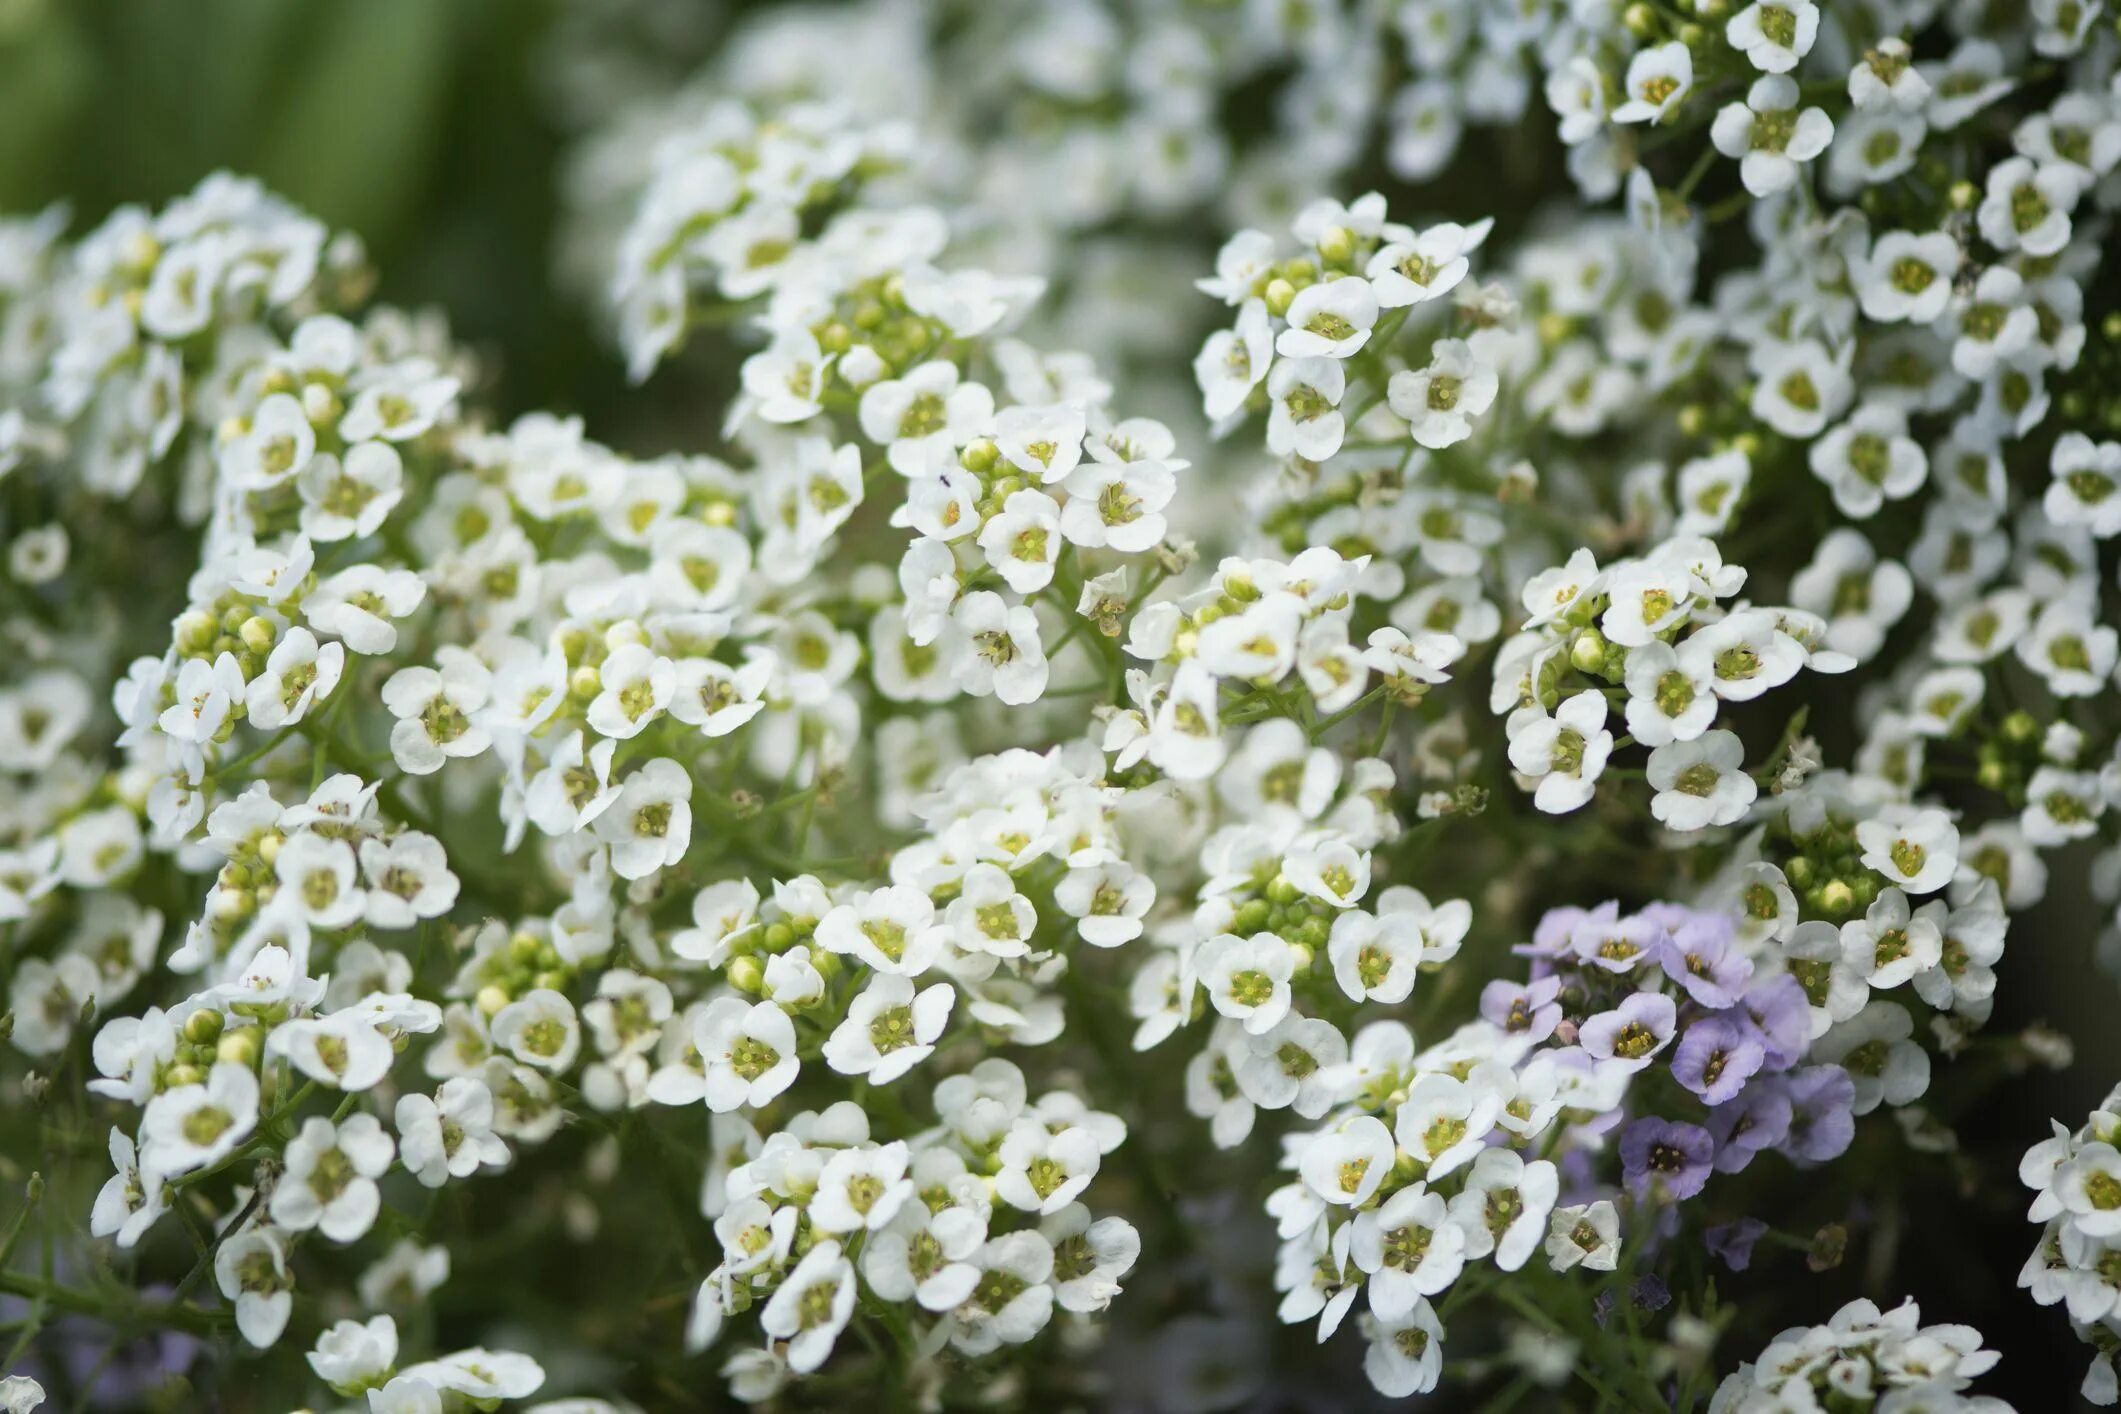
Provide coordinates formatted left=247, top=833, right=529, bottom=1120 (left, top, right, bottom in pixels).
left=1708, top=1296, right=2012, bottom=1412
left=2022, top=1084, right=2121, bottom=1405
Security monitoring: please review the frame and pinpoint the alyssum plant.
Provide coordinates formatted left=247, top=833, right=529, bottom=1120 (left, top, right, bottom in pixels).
left=7, top=0, right=2121, bottom=1409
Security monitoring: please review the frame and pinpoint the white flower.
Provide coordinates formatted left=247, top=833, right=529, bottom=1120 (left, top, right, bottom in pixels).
left=359, top=831, right=458, bottom=928
left=977, top=489, right=1063, bottom=594
left=159, top=652, right=245, bottom=745
left=2047, top=433, right=2121, bottom=537
left=1857, top=806, right=1960, bottom=894
left=1545, top=1201, right=1621, bottom=1271
left=1648, top=730, right=1756, bottom=832
left=1838, top=888, right=1944, bottom=992
left=996, top=1119, right=1101, bottom=1215
left=381, top=651, right=492, bottom=774
left=1726, top=1, right=1819, bottom=73
left=1277, top=277, right=1378, bottom=360
left=1506, top=689, right=1611, bottom=814
left=395, top=1076, right=508, bottom=1186
left=1814, top=1001, right=1930, bottom=1113
left=1613, top=43, right=1692, bottom=125
left=140, top=1060, right=259, bottom=1178
left=1749, top=338, right=1850, bottom=439
left=1366, top=220, right=1486, bottom=308
left=491, top=988, right=581, bottom=1073
left=586, top=644, right=676, bottom=739
left=1711, top=76, right=1834, bottom=197
left=994, top=401, right=1087, bottom=484
left=945, top=863, right=1037, bottom=960
left=691, top=998, right=800, bottom=1111
left=215, top=1223, right=293, bottom=1348
left=1856, top=230, right=1960, bottom=325
left=1044, top=1207, right=1139, bottom=1314
left=1977, top=156, right=2082, bottom=257
left=265, top=1012, right=395, bottom=1090
left=271, top=1114, right=394, bottom=1242
left=1298, top=1115, right=1396, bottom=1207
left=759, top=1240, right=856, bottom=1374
left=297, top=441, right=404, bottom=541
left=1450, top=1148, right=1559, bottom=1271
left=245, top=628, right=345, bottom=730
left=1352, top=1184, right=1465, bottom=1311
left=950, top=591, right=1047, bottom=705
left=812, top=1142, right=915, bottom=1233
left=1197, top=932, right=1296, bottom=1035
left=951, top=1231, right=1055, bottom=1355
left=1265, top=356, right=1345, bottom=462
left=1810, top=403, right=1928, bottom=518
left=1387, top=338, right=1496, bottom=449
left=1195, top=299, right=1273, bottom=420
left=593, top=757, right=693, bottom=879
left=308, top=1314, right=397, bottom=1396
left=859, top=361, right=994, bottom=478
left=90, top=1126, right=167, bottom=1249
left=1362, top=1300, right=1445, bottom=1398
left=822, top=974, right=954, bottom=1083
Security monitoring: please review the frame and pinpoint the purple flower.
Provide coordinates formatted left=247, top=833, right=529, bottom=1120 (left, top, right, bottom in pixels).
left=1480, top=976, right=1563, bottom=1042
left=1620, top=1118, right=1714, bottom=1201
left=1655, top=916, right=1753, bottom=1009
left=1571, top=905, right=1665, bottom=974
left=1578, top=991, right=1678, bottom=1072
left=1670, top=1015, right=1766, bottom=1106
left=1706, top=1218, right=1769, bottom=1272
left=1777, top=1065, right=1856, bottom=1165
left=1740, top=973, right=1812, bottom=1072
left=1525, top=903, right=1598, bottom=960
left=1707, top=1084, right=1792, bottom=1174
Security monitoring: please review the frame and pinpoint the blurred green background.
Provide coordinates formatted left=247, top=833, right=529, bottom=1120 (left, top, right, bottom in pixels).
left=0, top=0, right=709, bottom=429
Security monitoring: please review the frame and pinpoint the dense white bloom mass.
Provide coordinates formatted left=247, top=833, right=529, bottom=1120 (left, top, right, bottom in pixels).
left=0, top=0, right=2114, bottom=1404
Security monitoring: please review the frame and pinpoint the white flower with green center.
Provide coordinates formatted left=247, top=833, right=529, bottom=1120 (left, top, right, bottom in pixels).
left=1361, top=1298, right=1446, bottom=1398
left=1647, top=729, right=1756, bottom=832
left=1326, top=907, right=1424, bottom=1005
left=949, top=590, right=1048, bottom=706
left=381, top=650, right=493, bottom=776
left=758, top=1239, right=856, bottom=1374
left=273, top=831, right=366, bottom=930
left=862, top=1202, right=987, bottom=1312
left=812, top=1140, right=915, bottom=1234
left=950, top=1231, right=1056, bottom=1356
left=1505, top=689, right=1611, bottom=815
left=691, top=997, right=799, bottom=1113
left=1394, top=1072, right=1503, bottom=1180
left=1857, top=230, right=1960, bottom=325
left=1195, top=298, right=1274, bottom=422
left=1352, top=1183, right=1465, bottom=1311
left=993, top=400, right=1086, bottom=484
left=270, top=1113, right=395, bottom=1243
left=307, top=1313, right=397, bottom=1398
left=394, top=1075, right=508, bottom=1187
left=1043, top=1205, right=1140, bottom=1314
left=2046, top=432, right=2121, bottom=538
left=1544, top=1200, right=1620, bottom=1272
left=244, top=627, right=344, bottom=731
left=1388, top=337, right=1497, bottom=450
left=822, top=974, right=955, bottom=1083
left=266, top=1011, right=396, bottom=1091
left=1265, top=355, right=1346, bottom=462
left=1711, top=76, right=1834, bottom=197
left=2015, top=599, right=2118, bottom=700
left=1277, top=276, right=1379, bottom=360
left=1813, top=999, right=1930, bottom=1114
left=1976, top=155, right=2083, bottom=258
left=296, top=440, right=404, bottom=542
left=490, top=988, right=581, bottom=1075
left=1197, top=931, right=1296, bottom=1036
left=1856, top=806, right=1960, bottom=895
left=858, top=359, right=995, bottom=479
left=817, top=884, right=946, bottom=976
left=976, top=488, right=1063, bottom=594
left=591, top=756, right=693, bottom=880
left=1613, top=41, right=1693, bottom=125
left=214, top=1223, right=293, bottom=1349
left=1235, top=1014, right=1348, bottom=1119
left=1297, top=1114, right=1395, bottom=1207
left=738, top=327, right=834, bottom=425
left=1837, top=887, right=1944, bottom=994
left=1726, top=0, right=1818, bottom=74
